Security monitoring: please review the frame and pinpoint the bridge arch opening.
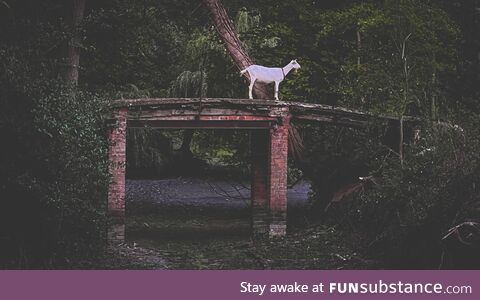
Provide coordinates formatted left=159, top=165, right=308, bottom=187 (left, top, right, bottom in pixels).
left=107, top=99, right=290, bottom=242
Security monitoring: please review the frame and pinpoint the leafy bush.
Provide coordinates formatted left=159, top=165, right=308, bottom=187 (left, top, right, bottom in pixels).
left=0, top=79, right=110, bottom=268
left=310, top=118, right=480, bottom=268
left=357, top=119, right=480, bottom=268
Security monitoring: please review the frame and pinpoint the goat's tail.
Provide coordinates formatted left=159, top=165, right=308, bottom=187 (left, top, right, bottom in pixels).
left=240, top=69, right=248, bottom=77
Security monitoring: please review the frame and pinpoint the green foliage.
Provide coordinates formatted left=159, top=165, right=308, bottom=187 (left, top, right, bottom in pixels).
left=169, top=70, right=208, bottom=98
left=315, top=0, right=460, bottom=117
left=290, top=0, right=479, bottom=267
left=353, top=119, right=480, bottom=267
left=83, top=0, right=189, bottom=96
left=197, top=131, right=249, bottom=166
left=235, top=7, right=260, bottom=34
left=305, top=118, right=480, bottom=268
left=126, top=128, right=174, bottom=178
left=0, top=80, right=110, bottom=267
left=0, top=0, right=112, bottom=267
left=1, top=0, right=479, bottom=269
left=31, top=84, right=110, bottom=262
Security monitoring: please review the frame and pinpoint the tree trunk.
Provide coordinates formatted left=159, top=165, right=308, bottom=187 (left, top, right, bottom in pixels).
left=180, top=130, right=194, bottom=157
left=201, top=0, right=271, bottom=99
left=356, top=29, right=362, bottom=65
left=62, top=0, right=86, bottom=84
left=201, top=0, right=304, bottom=161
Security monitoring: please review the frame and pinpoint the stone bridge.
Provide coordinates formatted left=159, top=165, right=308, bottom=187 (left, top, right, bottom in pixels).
left=107, top=98, right=414, bottom=241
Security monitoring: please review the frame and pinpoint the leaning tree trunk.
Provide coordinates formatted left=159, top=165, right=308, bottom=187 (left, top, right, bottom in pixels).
left=201, top=0, right=304, bottom=161
left=201, top=0, right=271, bottom=99
left=62, top=0, right=86, bottom=84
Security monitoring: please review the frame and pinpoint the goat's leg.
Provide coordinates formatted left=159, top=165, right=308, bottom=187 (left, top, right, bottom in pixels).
left=248, top=78, right=255, bottom=99
left=274, top=81, right=280, bottom=100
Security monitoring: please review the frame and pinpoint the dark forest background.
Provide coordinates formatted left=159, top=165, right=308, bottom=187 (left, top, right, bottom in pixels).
left=1, top=0, right=479, bottom=269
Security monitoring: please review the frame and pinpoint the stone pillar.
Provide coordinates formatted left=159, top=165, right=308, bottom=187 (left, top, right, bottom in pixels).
left=107, top=108, right=127, bottom=242
left=268, top=117, right=289, bottom=237
left=250, top=130, right=270, bottom=237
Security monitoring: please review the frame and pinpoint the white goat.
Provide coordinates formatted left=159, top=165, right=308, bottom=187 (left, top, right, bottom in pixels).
left=240, top=59, right=301, bottom=100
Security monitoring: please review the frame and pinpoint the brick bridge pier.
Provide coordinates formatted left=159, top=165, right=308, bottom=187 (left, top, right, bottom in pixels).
left=107, top=98, right=410, bottom=242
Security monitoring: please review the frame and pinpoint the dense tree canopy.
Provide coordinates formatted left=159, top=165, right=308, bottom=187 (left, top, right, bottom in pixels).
left=0, top=0, right=479, bottom=268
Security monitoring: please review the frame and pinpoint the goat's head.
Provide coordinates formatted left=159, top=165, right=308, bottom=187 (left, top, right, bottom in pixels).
left=290, top=59, right=301, bottom=71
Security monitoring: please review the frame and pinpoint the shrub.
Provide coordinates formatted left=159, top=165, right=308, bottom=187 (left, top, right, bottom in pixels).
left=309, top=117, right=480, bottom=268
left=0, top=79, right=110, bottom=268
